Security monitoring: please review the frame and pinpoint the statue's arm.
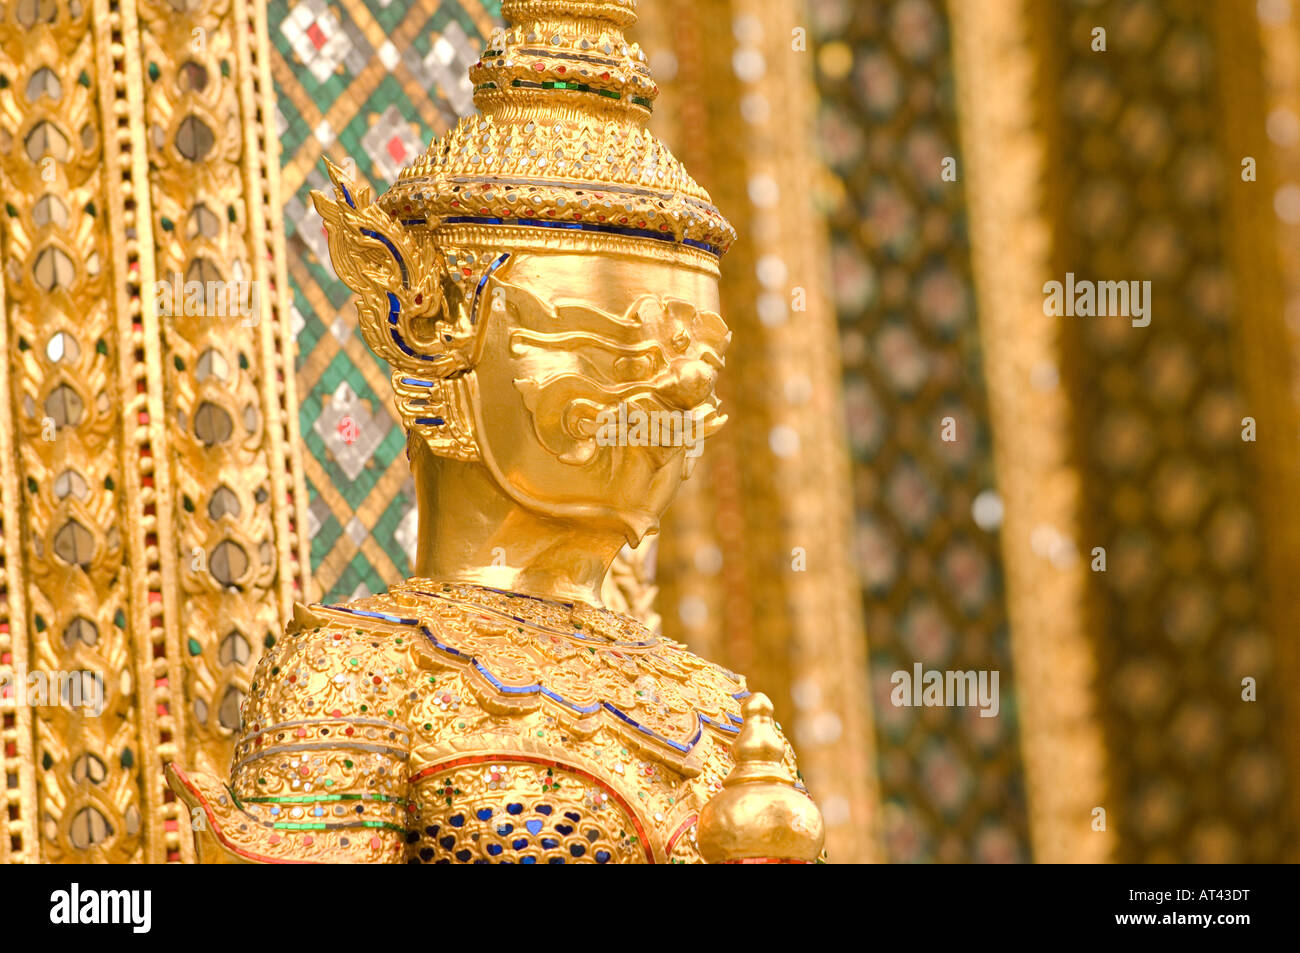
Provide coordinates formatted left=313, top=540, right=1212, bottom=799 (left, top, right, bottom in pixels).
left=167, top=610, right=416, bottom=863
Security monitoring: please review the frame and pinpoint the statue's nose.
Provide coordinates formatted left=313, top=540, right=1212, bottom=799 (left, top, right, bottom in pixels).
left=659, top=358, right=716, bottom=410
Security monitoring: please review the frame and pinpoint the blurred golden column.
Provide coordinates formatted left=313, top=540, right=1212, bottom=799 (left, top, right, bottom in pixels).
left=1215, top=0, right=1300, bottom=856
left=952, top=0, right=1300, bottom=861
left=947, top=0, right=1110, bottom=864
left=0, top=0, right=307, bottom=862
left=635, top=0, right=881, bottom=862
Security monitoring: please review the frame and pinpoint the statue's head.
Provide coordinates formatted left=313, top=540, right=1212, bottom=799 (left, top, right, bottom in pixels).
left=312, top=0, right=733, bottom=547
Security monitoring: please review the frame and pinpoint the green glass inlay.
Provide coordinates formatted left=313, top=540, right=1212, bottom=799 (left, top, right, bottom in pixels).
left=273, top=821, right=405, bottom=833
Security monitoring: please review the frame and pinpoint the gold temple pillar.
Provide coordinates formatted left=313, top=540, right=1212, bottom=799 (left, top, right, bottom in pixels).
left=0, top=0, right=307, bottom=862
left=948, top=0, right=1108, bottom=864
left=950, top=0, right=1300, bottom=862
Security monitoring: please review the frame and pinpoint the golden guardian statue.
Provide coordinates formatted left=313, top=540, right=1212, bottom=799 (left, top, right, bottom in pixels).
left=165, top=0, right=823, bottom=864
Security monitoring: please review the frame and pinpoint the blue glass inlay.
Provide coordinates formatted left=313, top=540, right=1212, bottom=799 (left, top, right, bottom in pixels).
left=539, top=688, right=602, bottom=715
left=470, top=253, right=511, bottom=326
left=399, top=377, right=436, bottom=388
left=419, top=625, right=466, bottom=658
left=360, top=228, right=408, bottom=286
left=595, top=850, right=611, bottom=864
left=512, top=838, right=529, bottom=850
left=413, top=416, right=446, bottom=426
left=524, top=819, right=543, bottom=835
left=702, top=715, right=740, bottom=734
left=535, top=805, right=553, bottom=816
left=540, top=838, right=559, bottom=849
left=476, top=808, right=493, bottom=821
left=506, top=803, right=523, bottom=815
left=322, top=604, right=420, bottom=627
left=473, top=659, right=541, bottom=694
left=602, top=702, right=696, bottom=753
left=521, top=856, right=537, bottom=865
left=570, top=843, right=586, bottom=858
left=448, top=813, right=464, bottom=828
left=486, top=843, right=503, bottom=856
left=381, top=292, right=440, bottom=365
left=496, top=823, right=513, bottom=836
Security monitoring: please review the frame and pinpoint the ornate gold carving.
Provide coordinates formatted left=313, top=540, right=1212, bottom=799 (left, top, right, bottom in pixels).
left=0, top=0, right=150, bottom=862
left=0, top=0, right=306, bottom=863
left=141, top=0, right=274, bottom=797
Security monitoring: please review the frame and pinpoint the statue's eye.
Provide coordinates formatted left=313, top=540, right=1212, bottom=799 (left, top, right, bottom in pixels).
left=614, top=355, right=653, bottom=380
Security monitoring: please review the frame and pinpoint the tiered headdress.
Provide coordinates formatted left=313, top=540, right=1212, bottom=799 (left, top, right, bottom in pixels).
left=383, top=0, right=735, bottom=265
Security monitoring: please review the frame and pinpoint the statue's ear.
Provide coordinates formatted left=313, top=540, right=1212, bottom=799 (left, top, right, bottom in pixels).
left=559, top=398, right=606, bottom=465
left=513, top=376, right=615, bottom=466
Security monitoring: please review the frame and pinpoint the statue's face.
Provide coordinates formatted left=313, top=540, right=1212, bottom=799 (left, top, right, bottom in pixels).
left=469, top=250, right=730, bottom=544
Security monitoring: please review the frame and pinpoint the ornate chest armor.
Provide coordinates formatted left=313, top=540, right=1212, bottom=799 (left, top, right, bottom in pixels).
left=171, top=581, right=806, bottom=863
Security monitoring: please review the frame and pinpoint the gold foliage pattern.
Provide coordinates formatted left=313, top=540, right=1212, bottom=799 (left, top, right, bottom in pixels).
left=0, top=0, right=306, bottom=862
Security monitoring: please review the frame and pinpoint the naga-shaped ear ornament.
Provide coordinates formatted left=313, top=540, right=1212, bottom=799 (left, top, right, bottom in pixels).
left=311, top=159, right=483, bottom=460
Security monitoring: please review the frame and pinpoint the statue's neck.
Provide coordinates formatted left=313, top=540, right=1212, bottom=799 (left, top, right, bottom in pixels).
left=410, top=443, right=625, bottom=608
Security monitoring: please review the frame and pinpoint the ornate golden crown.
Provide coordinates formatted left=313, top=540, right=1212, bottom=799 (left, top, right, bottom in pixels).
left=379, top=0, right=735, bottom=265
left=312, top=0, right=732, bottom=460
